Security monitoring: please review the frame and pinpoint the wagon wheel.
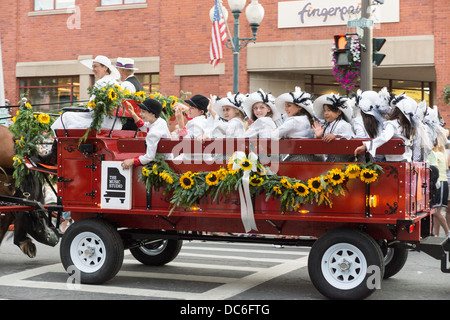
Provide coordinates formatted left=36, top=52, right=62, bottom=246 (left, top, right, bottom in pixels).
left=60, top=218, right=124, bottom=284
left=308, top=228, right=384, bottom=300
left=130, top=239, right=182, bottom=266
left=378, top=240, right=408, bottom=279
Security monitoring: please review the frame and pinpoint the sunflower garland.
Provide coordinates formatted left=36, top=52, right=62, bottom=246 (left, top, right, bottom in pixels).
left=8, top=98, right=55, bottom=186
left=140, top=154, right=384, bottom=214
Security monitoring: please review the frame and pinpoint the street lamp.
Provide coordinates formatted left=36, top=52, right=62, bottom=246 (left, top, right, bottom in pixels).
left=210, top=0, right=265, bottom=93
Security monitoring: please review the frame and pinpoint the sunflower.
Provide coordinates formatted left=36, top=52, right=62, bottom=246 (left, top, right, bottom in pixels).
left=345, top=164, right=361, bottom=179
left=273, top=186, right=282, bottom=195
left=87, top=100, right=96, bottom=109
left=108, top=88, right=118, bottom=101
left=280, top=177, right=292, bottom=189
left=293, top=182, right=309, bottom=197
left=205, top=172, right=220, bottom=186
left=152, top=164, right=158, bottom=174
left=360, top=168, right=378, bottom=184
left=239, top=158, right=252, bottom=171
left=142, top=167, right=150, bottom=177
left=159, top=170, right=174, bottom=184
left=180, top=173, right=194, bottom=189
left=327, top=168, right=345, bottom=185
left=249, top=174, right=264, bottom=187
left=308, top=177, right=323, bottom=194
left=216, top=168, right=228, bottom=180
left=37, top=113, right=51, bottom=124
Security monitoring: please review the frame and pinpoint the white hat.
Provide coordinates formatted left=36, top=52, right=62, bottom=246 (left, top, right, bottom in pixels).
left=355, top=89, right=386, bottom=123
left=243, top=89, right=281, bottom=122
left=115, top=57, right=139, bottom=70
left=275, top=87, right=314, bottom=119
left=213, top=92, right=247, bottom=119
left=313, top=93, right=353, bottom=122
left=80, top=55, right=120, bottom=80
left=390, top=93, right=417, bottom=124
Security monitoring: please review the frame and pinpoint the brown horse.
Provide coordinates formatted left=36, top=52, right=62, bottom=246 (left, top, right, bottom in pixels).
left=0, top=124, right=49, bottom=257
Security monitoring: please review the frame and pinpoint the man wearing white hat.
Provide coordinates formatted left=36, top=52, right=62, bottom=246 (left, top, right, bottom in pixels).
left=116, top=58, right=144, bottom=130
left=116, top=57, right=144, bottom=94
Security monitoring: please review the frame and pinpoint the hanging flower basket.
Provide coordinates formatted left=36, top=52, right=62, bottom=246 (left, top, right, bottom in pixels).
left=331, top=35, right=361, bottom=91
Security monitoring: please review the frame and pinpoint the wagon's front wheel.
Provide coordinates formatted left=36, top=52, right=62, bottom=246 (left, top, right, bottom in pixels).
left=308, top=228, right=384, bottom=300
left=60, top=218, right=124, bottom=284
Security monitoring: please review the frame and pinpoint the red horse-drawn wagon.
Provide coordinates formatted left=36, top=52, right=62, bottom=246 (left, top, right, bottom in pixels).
left=2, top=127, right=449, bottom=299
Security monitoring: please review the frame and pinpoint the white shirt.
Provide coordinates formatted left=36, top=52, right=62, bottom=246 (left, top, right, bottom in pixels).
left=244, top=117, right=276, bottom=139
left=184, top=115, right=208, bottom=138
left=273, top=115, right=314, bottom=139
left=363, top=120, right=412, bottom=162
left=137, top=117, right=171, bottom=165
left=121, top=75, right=137, bottom=93
left=211, top=117, right=245, bottom=138
left=324, top=119, right=354, bottom=140
left=51, top=75, right=121, bottom=132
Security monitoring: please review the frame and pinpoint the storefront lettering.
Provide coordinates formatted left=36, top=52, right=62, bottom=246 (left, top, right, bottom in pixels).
left=298, top=2, right=361, bottom=24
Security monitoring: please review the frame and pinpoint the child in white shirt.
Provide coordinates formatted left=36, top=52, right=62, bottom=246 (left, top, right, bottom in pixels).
left=274, top=87, right=323, bottom=161
left=354, top=93, right=416, bottom=162
left=243, top=89, right=280, bottom=139
left=312, top=93, right=355, bottom=162
left=122, top=99, right=171, bottom=169
left=210, top=92, right=247, bottom=138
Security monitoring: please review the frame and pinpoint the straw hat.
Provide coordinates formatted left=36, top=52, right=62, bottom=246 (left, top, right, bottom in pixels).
left=313, top=93, right=353, bottom=122
left=243, top=89, right=281, bottom=121
left=115, top=57, right=139, bottom=70
left=213, top=92, right=247, bottom=119
left=275, top=87, right=314, bottom=118
left=80, top=55, right=120, bottom=80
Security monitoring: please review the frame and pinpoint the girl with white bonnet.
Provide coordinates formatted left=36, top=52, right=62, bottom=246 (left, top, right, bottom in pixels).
left=354, top=93, right=416, bottom=162
left=243, top=89, right=281, bottom=139
left=51, top=55, right=122, bottom=133
left=312, top=93, right=355, bottom=162
left=273, top=87, right=323, bottom=161
left=353, top=88, right=390, bottom=161
left=209, top=92, right=247, bottom=138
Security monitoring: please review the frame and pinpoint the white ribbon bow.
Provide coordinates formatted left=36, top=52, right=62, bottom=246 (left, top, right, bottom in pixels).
left=231, top=151, right=259, bottom=232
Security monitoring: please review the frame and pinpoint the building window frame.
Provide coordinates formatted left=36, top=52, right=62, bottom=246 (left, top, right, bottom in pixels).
left=19, top=76, right=80, bottom=112
left=33, top=0, right=76, bottom=11
left=100, top=0, right=146, bottom=6
left=135, top=73, right=160, bottom=94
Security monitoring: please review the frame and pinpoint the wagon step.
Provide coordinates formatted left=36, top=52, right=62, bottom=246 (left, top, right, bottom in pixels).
left=416, top=236, right=450, bottom=273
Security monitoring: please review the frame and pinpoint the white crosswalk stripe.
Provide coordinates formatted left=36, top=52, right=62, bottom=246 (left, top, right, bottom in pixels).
left=0, top=241, right=309, bottom=299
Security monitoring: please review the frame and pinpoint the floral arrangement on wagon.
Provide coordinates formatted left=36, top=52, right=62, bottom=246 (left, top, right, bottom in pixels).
left=140, top=152, right=384, bottom=216
left=84, top=85, right=191, bottom=142
left=9, top=98, right=55, bottom=186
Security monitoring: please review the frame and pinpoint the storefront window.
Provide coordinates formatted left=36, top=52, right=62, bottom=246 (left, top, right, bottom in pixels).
left=305, top=75, right=432, bottom=106
left=19, top=76, right=80, bottom=112
left=34, top=0, right=75, bottom=10
left=136, top=73, right=160, bottom=93
left=101, top=0, right=146, bottom=5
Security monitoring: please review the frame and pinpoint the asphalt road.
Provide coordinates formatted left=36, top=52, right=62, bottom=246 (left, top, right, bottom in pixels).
left=0, top=231, right=448, bottom=302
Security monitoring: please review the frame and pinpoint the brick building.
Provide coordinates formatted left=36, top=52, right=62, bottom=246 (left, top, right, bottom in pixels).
left=0, top=0, right=449, bottom=123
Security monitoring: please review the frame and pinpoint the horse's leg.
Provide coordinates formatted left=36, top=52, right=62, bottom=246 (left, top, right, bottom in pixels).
left=13, top=212, right=36, bottom=258
left=0, top=213, right=14, bottom=245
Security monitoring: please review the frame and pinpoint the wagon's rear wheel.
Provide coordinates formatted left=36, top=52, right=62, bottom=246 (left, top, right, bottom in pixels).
left=130, top=239, right=182, bottom=266
left=60, top=218, right=124, bottom=284
left=308, top=228, right=384, bottom=300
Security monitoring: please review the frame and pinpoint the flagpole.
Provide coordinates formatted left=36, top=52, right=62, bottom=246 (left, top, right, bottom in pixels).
left=218, top=0, right=235, bottom=51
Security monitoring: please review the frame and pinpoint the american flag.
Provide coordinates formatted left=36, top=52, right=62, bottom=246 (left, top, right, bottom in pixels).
left=210, top=0, right=227, bottom=67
